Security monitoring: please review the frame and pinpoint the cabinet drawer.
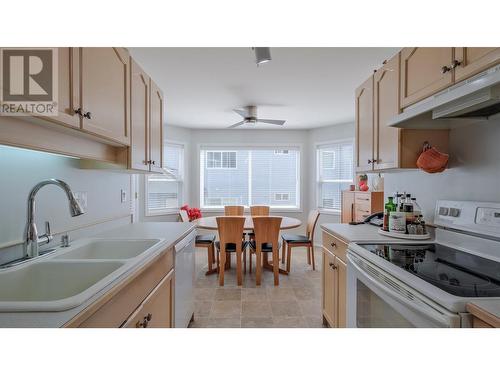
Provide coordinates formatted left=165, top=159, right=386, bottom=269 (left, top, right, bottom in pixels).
left=355, top=200, right=371, bottom=213
left=123, top=269, right=174, bottom=328
left=75, top=249, right=173, bottom=328
left=322, top=231, right=348, bottom=263
left=355, top=209, right=371, bottom=223
left=354, top=193, right=371, bottom=204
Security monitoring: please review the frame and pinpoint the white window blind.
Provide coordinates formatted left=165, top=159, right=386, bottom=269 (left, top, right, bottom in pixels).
left=146, top=142, right=184, bottom=215
left=200, top=147, right=300, bottom=209
left=317, top=141, right=354, bottom=211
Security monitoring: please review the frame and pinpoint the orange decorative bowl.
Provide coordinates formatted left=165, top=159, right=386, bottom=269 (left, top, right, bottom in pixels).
left=416, top=142, right=449, bottom=173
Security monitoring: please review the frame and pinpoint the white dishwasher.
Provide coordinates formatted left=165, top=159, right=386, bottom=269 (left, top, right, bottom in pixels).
left=174, top=230, right=196, bottom=328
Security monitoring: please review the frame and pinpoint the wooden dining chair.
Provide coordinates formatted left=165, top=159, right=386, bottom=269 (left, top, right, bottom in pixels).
left=215, top=216, right=247, bottom=286
left=250, top=205, right=270, bottom=216
left=281, top=210, right=320, bottom=273
left=224, top=205, right=244, bottom=216
left=249, top=216, right=282, bottom=286
left=179, top=210, right=217, bottom=275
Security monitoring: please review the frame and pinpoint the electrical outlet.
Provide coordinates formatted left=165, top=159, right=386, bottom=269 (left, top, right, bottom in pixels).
left=121, top=189, right=127, bottom=203
left=74, top=191, right=88, bottom=210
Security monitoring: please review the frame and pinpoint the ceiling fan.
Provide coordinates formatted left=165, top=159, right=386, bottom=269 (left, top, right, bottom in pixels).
left=228, top=105, right=286, bottom=128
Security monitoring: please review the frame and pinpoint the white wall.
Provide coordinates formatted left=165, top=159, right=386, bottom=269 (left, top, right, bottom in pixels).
left=384, top=120, right=500, bottom=222
left=146, top=123, right=356, bottom=240
left=0, top=145, right=132, bottom=263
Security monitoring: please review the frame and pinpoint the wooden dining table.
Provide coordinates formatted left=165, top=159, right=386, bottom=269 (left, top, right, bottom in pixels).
left=194, top=215, right=302, bottom=231
left=194, top=215, right=302, bottom=275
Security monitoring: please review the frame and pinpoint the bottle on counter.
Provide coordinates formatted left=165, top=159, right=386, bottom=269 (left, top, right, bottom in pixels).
left=411, top=197, right=422, bottom=219
left=383, top=196, right=396, bottom=231
left=403, top=194, right=414, bottom=232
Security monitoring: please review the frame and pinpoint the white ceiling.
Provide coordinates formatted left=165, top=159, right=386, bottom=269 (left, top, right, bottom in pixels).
left=129, top=47, right=400, bottom=130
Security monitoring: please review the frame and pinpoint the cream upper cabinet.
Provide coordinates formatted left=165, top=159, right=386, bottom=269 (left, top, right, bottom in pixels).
left=80, top=48, right=130, bottom=145
left=453, top=47, right=500, bottom=82
left=374, top=53, right=401, bottom=170
left=129, top=58, right=150, bottom=171
left=400, top=48, right=454, bottom=108
left=355, top=75, right=374, bottom=172
left=43, top=47, right=81, bottom=129
left=149, top=80, right=164, bottom=173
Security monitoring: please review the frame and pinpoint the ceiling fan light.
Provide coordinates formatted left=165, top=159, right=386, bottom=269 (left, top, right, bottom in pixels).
left=253, top=47, right=272, bottom=65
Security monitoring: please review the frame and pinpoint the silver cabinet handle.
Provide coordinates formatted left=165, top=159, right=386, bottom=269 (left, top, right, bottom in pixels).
left=329, top=262, right=337, bottom=270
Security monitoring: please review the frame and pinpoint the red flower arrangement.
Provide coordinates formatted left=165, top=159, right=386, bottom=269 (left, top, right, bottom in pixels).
left=181, top=204, right=202, bottom=221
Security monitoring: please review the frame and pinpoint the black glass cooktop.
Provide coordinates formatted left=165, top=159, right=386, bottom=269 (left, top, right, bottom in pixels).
left=359, top=243, right=500, bottom=297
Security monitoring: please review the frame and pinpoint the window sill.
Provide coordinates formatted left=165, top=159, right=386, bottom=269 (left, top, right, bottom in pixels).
left=145, top=209, right=180, bottom=217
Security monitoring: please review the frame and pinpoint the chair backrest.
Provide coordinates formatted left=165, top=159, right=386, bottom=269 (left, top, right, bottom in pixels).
left=224, top=205, right=244, bottom=216
left=306, top=210, right=320, bottom=241
left=179, top=210, right=189, bottom=223
left=216, top=216, right=246, bottom=250
left=252, top=216, right=282, bottom=249
left=250, top=205, right=270, bottom=216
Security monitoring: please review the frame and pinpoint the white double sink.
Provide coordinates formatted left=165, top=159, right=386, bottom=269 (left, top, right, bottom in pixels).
left=0, top=238, right=163, bottom=312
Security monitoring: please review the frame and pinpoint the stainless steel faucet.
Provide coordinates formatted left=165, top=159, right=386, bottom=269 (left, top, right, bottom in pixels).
left=24, top=179, right=85, bottom=258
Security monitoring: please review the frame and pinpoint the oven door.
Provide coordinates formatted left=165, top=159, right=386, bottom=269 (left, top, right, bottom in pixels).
left=347, top=252, right=461, bottom=328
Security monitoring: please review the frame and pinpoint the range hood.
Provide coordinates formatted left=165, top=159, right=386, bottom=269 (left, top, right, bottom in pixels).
left=388, top=63, right=500, bottom=129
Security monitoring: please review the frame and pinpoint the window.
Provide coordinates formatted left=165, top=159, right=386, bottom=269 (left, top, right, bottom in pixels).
left=274, top=193, right=290, bottom=201
left=145, top=142, right=184, bottom=215
left=206, top=151, right=237, bottom=169
left=200, top=147, right=300, bottom=209
left=317, top=141, right=354, bottom=211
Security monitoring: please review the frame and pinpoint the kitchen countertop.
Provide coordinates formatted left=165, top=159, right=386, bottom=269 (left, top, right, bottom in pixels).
left=320, top=223, right=434, bottom=244
left=0, top=222, right=194, bottom=328
left=466, top=301, right=500, bottom=327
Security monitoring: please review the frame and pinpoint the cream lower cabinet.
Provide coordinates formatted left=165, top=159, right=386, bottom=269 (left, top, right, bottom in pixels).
left=66, top=249, right=174, bottom=328
left=322, top=230, right=347, bottom=328
left=123, top=270, right=173, bottom=328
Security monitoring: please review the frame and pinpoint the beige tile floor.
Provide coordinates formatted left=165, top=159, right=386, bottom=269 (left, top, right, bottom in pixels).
left=189, top=246, right=325, bottom=328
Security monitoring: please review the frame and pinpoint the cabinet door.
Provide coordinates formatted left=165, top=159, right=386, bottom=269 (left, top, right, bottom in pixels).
left=149, top=80, right=164, bottom=172
left=129, top=59, right=150, bottom=171
left=80, top=48, right=130, bottom=145
left=322, top=249, right=336, bottom=327
left=43, top=47, right=80, bottom=128
left=341, top=191, right=354, bottom=223
left=335, top=257, right=347, bottom=328
left=400, top=48, right=454, bottom=108
left=454, top=47, right=500, bottom=82
left=374, top=53, right=401, bottom=170
left=123, top=270, right=173, bottom=328
left=355, top=75, right=374, bottom=172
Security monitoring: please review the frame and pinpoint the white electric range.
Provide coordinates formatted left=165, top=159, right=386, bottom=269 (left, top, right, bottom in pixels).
left=347, top=200, right=500, bottom=328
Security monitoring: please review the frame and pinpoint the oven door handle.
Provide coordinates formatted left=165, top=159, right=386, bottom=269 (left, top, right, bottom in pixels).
left=347, top=253, right=459, bottom=327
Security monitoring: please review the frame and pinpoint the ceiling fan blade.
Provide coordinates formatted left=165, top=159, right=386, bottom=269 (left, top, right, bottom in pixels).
left=233, top=109, right=248, bottom=118
left=228, top=120, right=246, bottom=128
left=257, top=118, right=286, bottom=126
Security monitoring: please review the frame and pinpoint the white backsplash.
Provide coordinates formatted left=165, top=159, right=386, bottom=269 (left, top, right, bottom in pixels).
left=384, top=120, right=500, bottom=223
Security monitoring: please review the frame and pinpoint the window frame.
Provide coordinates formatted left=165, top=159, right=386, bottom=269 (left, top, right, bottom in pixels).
left=315, top=139, right=354, bottom=214
left=144, top=141, right=185, bottom=217
left=199, top=144, right=302, bottom=212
